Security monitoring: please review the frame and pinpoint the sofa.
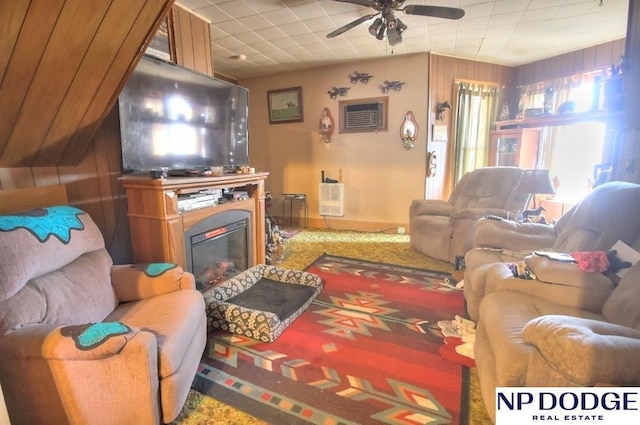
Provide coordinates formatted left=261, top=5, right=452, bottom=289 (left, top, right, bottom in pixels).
left=462, top=181, right=640, bottom=423
left=464, top=181, right=640, bottom=320
left=410, top=166, right=527, bottom=263
left=0, top=205, right=207, bottom=425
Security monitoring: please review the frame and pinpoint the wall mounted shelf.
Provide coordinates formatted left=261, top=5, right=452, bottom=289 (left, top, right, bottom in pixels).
left=495, top=110, right=623, bottom=130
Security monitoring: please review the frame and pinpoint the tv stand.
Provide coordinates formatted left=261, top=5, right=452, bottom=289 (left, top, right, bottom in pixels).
left=120, top=172, right=269, bottom=269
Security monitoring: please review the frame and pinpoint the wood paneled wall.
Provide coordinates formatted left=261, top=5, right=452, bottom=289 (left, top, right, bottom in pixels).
left=512, top=39, right=626, bottom=86
left=0, top=2, right=212, bottom=264
left=427, top=54, right=513, bottom=199
left=0, top=0, right=173, bottom=168
left=172, top=4, right=214, bottom=77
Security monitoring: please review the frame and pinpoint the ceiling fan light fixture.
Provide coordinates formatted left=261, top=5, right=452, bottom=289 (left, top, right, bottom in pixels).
left=386, top=18, right=397, bottom=30
left=325, top=2, right=465, bottom=45
left=396, top=19, right=407, bottom=34
left=368, top=18, right=383, bottom=36
left=387, top=28, right=402, bottom=46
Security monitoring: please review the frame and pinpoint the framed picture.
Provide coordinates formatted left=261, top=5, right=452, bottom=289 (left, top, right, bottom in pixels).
left=267, top=87, right=303, bottom=124
left=145, top=15, right=175, bottom=62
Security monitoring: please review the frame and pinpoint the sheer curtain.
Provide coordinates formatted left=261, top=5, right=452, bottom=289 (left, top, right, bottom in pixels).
left=451, top=81, right=501, bottom=184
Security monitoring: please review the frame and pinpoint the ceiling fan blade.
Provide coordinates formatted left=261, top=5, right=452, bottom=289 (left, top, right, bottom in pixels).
left=327, top=13, right=379, bottom=38
left=403, top=5, right=465, bottom=20
left=331, top=0, right=380, bottom=8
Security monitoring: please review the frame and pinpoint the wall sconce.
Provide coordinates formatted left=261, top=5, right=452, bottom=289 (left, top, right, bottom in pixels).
left=327, top=86, right=350, bottom=99
left=319, top=107, right=335, bottom=143
left=400, top=111, right=418, bottom=150
left=436, top=101, right=451, bottom=121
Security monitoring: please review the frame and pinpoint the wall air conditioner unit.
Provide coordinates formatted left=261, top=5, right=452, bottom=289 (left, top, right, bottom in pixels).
left=319, top=183, right=344, bottom=217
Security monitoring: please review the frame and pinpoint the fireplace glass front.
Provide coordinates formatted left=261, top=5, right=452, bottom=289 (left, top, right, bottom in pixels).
left=185, top=211, right=252, bottom=291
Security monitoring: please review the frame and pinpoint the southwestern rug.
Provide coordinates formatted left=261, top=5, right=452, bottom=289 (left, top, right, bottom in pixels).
left=193, top=254, right=470, bottom=425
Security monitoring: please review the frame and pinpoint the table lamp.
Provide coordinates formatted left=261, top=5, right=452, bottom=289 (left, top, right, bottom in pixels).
left=517, top=169, right=556, bottom=209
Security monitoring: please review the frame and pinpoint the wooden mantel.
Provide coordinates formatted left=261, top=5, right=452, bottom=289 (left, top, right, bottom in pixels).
left=121, top=172, right=269, bottom=271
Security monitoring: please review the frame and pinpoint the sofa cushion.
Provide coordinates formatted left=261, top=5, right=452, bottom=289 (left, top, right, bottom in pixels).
left=525, top=255, right=614, bottom=291
left=602, top=261, right=640, bottom=330
left=0, top=250, right=117, bottom=335
left=478, top=291, right=604, bottom=386
left=552, top=182, right=640, bottom=253
left=106, top=290, right=205, bottom=379
left=449, top=167, right=523, bottom=210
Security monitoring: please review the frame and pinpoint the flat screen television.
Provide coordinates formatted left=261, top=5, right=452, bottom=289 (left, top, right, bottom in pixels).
left=118, top=55, right=249, bottom=173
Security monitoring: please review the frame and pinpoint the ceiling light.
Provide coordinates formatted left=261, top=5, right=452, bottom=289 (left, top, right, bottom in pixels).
left=396, top=19, right=407, bottom=34
left=376, top=24, right=386, bottom=41
left=387, top=28, right=402, bottom=46
left=229, top=54, right=246, bottom=61
left=368, top=18, right=383, bottom=36
left=386, top=18, right=397, bottom=30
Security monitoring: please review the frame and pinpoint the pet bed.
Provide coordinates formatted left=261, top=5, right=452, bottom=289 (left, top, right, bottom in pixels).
left=204, top=264, right=323, bottom=342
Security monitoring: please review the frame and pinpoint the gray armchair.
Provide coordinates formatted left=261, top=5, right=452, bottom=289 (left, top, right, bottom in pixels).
left=409, top=166, right=526, bottom=263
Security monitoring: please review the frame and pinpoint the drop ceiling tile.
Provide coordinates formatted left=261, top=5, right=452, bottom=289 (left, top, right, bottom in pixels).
left=214, top=36, right=247, bottom=50
left=194, top=5, right=232, bottom=24
left=178, top=0, right=629, bottom=80
left=245, top=0, right=285, bottom=13
left=303, top=16, right=336, bottom=32
left=287, top=2, right=328, bottom=20
left=294, top=33, right=324, bottom=46
left=492, top=0, right=530, bottom=14
left=262, top=7, right=300, bottom=25
left=522, top=7, right=561, bottom=22
left=232, top=31, right=265, bottom=45
left=254, top=26, right=289, bottom=41
left=215, top=0, right=258, bottom=19
left=237, top=14, right=273, bottom=31
left=214, top=20, right=251, bottom=36
left=279, top=21, right=313, bottom=37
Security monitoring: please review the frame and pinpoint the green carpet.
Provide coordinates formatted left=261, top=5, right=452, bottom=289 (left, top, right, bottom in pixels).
left=173, top=228, right=493, bottom=425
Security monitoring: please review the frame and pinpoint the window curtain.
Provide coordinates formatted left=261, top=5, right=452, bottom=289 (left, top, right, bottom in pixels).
left=452, top=81, right=501, bottom=183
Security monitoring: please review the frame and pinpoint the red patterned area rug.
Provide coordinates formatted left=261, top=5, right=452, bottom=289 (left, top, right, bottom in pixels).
left=194, top=254, right=469, bottom=425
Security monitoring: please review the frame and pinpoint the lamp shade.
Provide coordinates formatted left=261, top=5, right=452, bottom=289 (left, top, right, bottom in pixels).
left=517, top=169, right=556, bottom=194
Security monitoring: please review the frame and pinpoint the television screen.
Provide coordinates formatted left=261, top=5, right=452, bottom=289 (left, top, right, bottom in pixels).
left=118, top=55, right=248, bottom=173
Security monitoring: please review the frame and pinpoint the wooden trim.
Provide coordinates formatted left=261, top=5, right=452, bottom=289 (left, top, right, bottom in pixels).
left=0, top=185, right=67, bottom=214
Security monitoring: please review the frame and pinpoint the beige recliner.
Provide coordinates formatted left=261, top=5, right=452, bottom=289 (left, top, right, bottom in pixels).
left=462, top=181, right=640, bottom=423
left=463, top=181, right=640, bottom=321
left=0, top=205, right=207, bottom=425
left=409, top=166, right=526, bottom=263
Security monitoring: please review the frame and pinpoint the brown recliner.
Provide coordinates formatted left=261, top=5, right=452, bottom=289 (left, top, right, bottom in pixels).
left=0, top=205, right=207, bottom=425
left=409, top=166, right=526, bottom=263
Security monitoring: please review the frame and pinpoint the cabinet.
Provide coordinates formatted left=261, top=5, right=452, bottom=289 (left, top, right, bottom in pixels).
left=489, top=128, right=540, bottom=168
left=120, top=172, right=268, bottom=271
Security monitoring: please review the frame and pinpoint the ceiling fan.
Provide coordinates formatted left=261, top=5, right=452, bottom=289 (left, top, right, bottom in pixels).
left=326, top=0, right=465, bottom=46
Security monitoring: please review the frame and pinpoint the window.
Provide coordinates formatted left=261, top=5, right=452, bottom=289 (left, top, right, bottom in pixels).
left=519, top=70, right=610, bottom=204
